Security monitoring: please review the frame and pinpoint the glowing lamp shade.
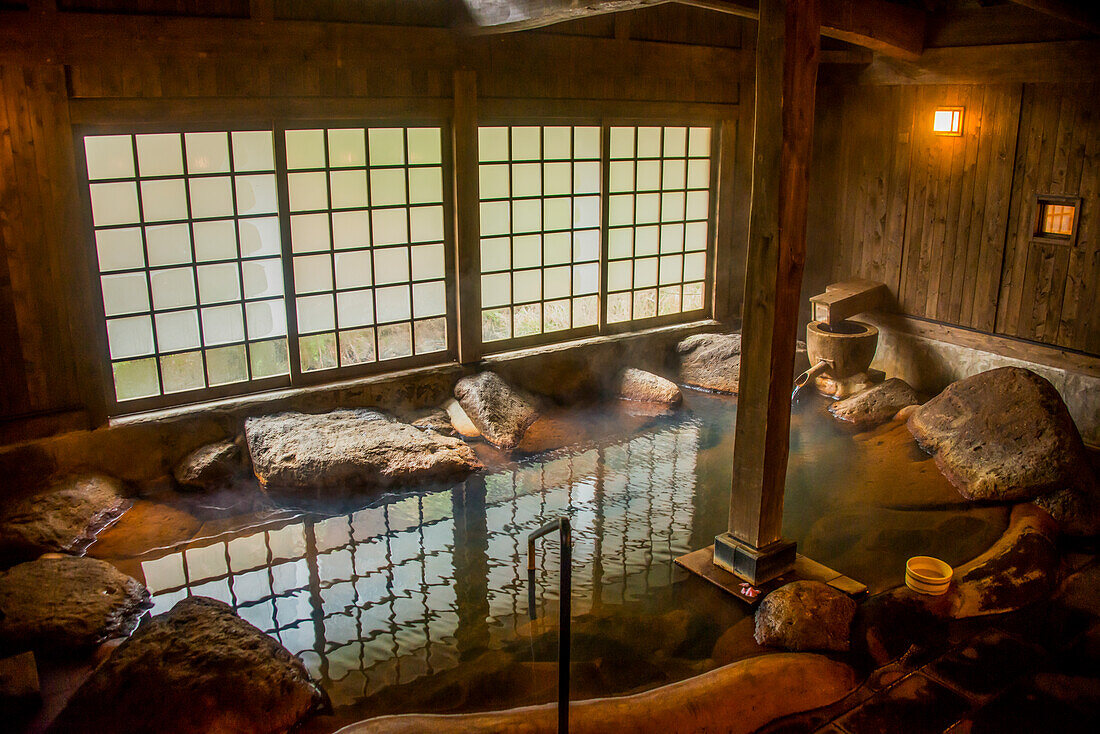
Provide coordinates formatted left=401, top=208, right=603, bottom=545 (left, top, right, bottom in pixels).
left=932, top=107, right=963, bottom=136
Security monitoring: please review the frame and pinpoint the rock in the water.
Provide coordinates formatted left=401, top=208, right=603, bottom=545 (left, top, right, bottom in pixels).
left=1033, top=475, right=1100, bottom=537
left=454, top=372, right=539, bottom=450
left=676, top=332, right=742, bottom=394
left=407, top=408, right=459, bottom=437
left=50, top=596, right=326, bottom=734
left=0, top=556, right=149, bottom=655
left=754, top=580, right=857, bottom=652
left=615, top=367, right=682, bottom=405
left=443, top=398, right=480, bottom=438
left=173, top=439, right=248, bottom=490
left=829, top=378, right=921, bottom=430
left=0, top=474, right=131, bottom=563
left=246, top=409, right=481, bottom=492
left=908, top=367, right=1093, bottom=502
left=948, top=504, right=1061, bottom=618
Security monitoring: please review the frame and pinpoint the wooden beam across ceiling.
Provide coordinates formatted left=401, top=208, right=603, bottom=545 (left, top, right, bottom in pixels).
left=461, top=0, right=925, bottom=60
left=1007, top=0, right=1100, bottom=36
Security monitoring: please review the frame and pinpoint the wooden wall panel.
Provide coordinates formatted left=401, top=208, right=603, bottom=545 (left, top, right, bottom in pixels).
left=811, top=80, right=1099, bottom=357
left=996, top=83, right=1100, bottom=353
left=0, top=65, right=85, bottom=417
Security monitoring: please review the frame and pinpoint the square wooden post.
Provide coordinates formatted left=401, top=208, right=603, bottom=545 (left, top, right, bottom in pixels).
left=713, top=0, right=822, bottom=585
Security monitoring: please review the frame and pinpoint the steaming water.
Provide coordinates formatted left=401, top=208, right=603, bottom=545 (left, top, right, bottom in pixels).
left=91, top=391, right=1009, bottom=729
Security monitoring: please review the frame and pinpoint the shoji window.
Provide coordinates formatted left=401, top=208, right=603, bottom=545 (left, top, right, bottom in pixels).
left=283, top=126, right=449, bottom=373
left=84, top=131, right=288, bottom=403
left=606, top=126, right=712, bottom=324
left=477, top=125, right=602, bottom=345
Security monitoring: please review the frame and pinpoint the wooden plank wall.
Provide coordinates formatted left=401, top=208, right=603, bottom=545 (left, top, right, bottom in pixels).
left=0, top=5, right=750, bottom=428
left=808, top=81, right=1100, bottom=357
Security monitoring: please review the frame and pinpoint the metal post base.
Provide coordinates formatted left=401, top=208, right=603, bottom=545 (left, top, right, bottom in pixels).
left=713, top=532, right=797, bottom=586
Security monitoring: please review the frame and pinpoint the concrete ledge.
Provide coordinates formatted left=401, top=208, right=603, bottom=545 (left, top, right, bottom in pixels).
left=863, top=313, right=1100, bottom=446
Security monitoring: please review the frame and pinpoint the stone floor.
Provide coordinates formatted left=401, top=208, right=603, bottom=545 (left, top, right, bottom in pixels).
left=760, top=554, right=1100, bottom=734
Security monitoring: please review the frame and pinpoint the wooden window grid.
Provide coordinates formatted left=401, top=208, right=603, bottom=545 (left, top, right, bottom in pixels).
left=78, top=116, right=722, bottom=415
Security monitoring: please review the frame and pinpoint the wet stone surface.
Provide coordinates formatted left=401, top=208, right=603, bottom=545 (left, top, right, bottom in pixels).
left=834, top=673, right=970, bottom=734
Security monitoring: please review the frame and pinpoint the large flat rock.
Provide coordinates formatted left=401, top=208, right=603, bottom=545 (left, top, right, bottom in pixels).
left=754, top=580, right=857, bottom=652
left=50, top=596, right=326, bottom=734
left=0, top=474, right=131, bottom=564
left=829, top=378, right=921, bottom=430
left=908, top=367, right=1094, bottom=502
left=0, top=556, right=149, bottom=655
left=454, top=372, right=539, bottom=451
left=246, top=409, right=482, bottom=493
left=676, top=332, right=742, bottom=394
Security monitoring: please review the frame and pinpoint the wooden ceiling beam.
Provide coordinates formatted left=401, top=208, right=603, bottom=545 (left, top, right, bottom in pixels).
left=463, top=0, right=925, bottom=60
left=1006, top=0, right=1100, bottom=36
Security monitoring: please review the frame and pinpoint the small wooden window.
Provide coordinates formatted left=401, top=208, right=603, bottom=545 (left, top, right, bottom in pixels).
left=932, top=107, right=963, bottom=136
left=1034, top=195, right=1081, bottom=245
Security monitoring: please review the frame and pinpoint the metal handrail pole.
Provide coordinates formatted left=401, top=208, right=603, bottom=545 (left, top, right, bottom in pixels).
left=526, top=516, right=572, bottom=734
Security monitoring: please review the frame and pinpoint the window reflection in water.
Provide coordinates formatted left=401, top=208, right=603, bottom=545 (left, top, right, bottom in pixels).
left=140, top=421, right=700, bottom=707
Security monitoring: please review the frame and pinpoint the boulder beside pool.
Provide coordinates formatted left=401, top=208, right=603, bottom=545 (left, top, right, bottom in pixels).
left=50, top=596, right=327, bottom=734
left=334, top=653, right=857, bottom=734
left=245, top=409, right=482, bottom=493
left=454, top=372, right=539, bottom=450
left=0, top=474, right=131, bottom=563
left=173, top=438, right=249, bottom=490
left=676, top=332, right=742, bottom=394
left=908, top=367, right=1094, bottom=502
left=829, top=378, right=921, bottom=430
left=754, top=580, right=857, bottom=652
left=615, top=367, right=682, bottom=405
left=0, top=556, right=149, bottom=655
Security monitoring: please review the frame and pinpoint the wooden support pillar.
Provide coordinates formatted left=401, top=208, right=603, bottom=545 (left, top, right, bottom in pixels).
left=452, top=69, right=482, bottom=365
left=714, top=0, right=821, bottom=585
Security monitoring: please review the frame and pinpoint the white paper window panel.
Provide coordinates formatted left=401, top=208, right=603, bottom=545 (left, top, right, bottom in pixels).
left=574, top=229, right=599, bottom=262
left=136, top=134, right=184, bottom=177
left=371, top=209, right=408, bottom=246
left=410, top=206, right=444, bottom=244
left=368, top=128, right=406, bottom=167
left=688, top=159, right=710, bottom=189
left=336, top=290, right=375, bottom=329
left=512, top=270, right=541, bottom=304
left=370, top=168, right=407, bottom=207
left=90, top=182, right=141, bottom=227
left=332, top=210, right=371, bottom=250
left=334, top=251, right=373, bottom=290
left=288, top=172, right=329, bottom=212
left=231, top=131, right=276, bottom=172
left=637, top=127, right=662, bottom=158
left=327, top=129, right=366, bottom=168
left=375, top=285, right=412, bottom=323
left=513, top=235, right=541, bottom=270
left=411, top=243, right=445, bottom=281
left=246, top=300, right=288, bottom=340
left=481, top=238, right=510, bottom=273
left=407, top=129, right=442, bottom=165
left=96, top=227, right=145, bottom=272
left=185, top=132, right=231, bottom=174
left=686, top=190, right=710, bottom=220
left=510, top=163, right=541, bottom=197
left=150, top=268, right=197, bottom=311
left=663, top=127, right=688, bottom=157
left=294, top=254, right=334, bottom=294
left=634, top=258, right=659, bottom=288
left=193, top=219, right=238, bottom=262
left=573, top=263, right=598, bottom=295
left=412, top=281, right=447, bottom=318
left=544, top=232, right=571, bottom=265
left=481, top=272, right=510, bottom=308
left=661, top=192, right=686, bottom=222
left=155, top=310, right=202, bottom=352
left=297, top=294, right=336, bottom=334
left=480, top=201, right=510, bottom=237
left=511, top=199, right=542, bottom=234
left=636, top=226, right=660, bottom=256
left=285, top=129, right=326, bottom=170
left=201, top=305, right=245, bottom=345
left=141, top=178, right=189, bottom=223
left=479, top=165, right=509, bottom=200
left=608, top=228, right=632, bottom=260
left=100, top=272, right=149, bottom=316
left=684, top=252, right=707, bottom=282
left=662, top=160, right=687, bottom=190
left=544, top=266, right=571, bottom=300
left=107, top=315, right=155, bottom=359
left=544, top=162, right=572, bottom=196
left=409, top=167, right=443, bottom=205
left=373, top=247, right=410, bottom=286
left=197, top=262, right=242, bottom=304
left=85, top=135, right=136, bottom=180
left=543, top=197, right=571, bottom=231
left=607, top=260, right=632, bottom=292
left=241, top=258, right=285, bottom=300
left=290, top=213, right=331, bottom=254
left=239, top=217, right=282, bottom=258
left=145, top=223, right=192, bottom=267
left=659, top=255, right=684, bottom=285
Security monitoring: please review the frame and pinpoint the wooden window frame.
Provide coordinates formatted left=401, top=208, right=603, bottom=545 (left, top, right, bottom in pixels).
left=473, top=114, right=722, bottom=358
left=1032, top=193, right=1082, bottom=247
left=76, top=114, right=458, bottom=416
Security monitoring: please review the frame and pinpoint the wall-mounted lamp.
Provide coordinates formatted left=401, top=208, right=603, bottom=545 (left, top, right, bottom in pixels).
left=932, top=107, right=964, bottom=136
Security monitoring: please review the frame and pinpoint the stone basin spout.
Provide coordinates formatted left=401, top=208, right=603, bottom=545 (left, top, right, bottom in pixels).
left=805, top=319, right=879, bottom=399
